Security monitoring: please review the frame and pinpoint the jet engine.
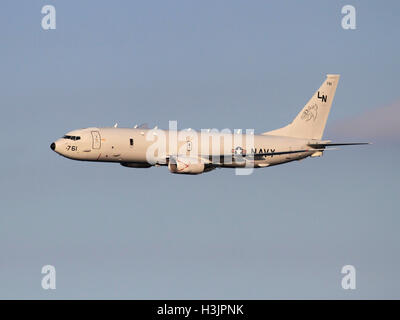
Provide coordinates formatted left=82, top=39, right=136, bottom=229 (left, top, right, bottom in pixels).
left=168, top=156, right=208, bottom=174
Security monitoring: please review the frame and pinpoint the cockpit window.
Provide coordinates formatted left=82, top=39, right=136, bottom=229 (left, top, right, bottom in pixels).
left=63, top=135, right=81, bottom=141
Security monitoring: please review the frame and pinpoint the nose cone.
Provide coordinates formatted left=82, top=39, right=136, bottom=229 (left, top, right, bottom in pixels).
left=50, top=142, right=56, bottom=151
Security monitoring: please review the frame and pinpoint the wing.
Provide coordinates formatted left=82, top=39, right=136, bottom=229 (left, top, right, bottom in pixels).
left=204, top=148, right=324, bottom=163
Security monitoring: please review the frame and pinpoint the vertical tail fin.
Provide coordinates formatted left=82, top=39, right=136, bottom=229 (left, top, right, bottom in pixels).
left=263, top=74, right=340, bottom=140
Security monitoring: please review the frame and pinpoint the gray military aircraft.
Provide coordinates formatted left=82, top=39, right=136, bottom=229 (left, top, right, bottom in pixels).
left=50, top=74, right=368, bottom=174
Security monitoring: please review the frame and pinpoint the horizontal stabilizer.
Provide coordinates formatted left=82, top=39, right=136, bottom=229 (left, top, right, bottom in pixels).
left=308, top=142, right=370, bottom=148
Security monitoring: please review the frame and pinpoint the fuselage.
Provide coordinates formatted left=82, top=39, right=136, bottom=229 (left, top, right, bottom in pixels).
left=50, top=127, right=319, bottom=170
left=49, top=75, right=364, bottom=174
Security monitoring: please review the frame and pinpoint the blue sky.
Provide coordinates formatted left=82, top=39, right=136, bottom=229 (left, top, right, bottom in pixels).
left=1, top=0, right=399, bottom=299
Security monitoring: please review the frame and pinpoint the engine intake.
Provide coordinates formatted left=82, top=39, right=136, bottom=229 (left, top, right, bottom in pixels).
left=168, top=156, right=205, bottom=174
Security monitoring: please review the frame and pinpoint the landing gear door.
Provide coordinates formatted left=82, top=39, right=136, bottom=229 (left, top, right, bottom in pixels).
left=91, top=131, right=101, bottom=149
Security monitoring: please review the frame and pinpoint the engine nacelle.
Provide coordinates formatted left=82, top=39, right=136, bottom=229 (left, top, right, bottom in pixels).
left=168, top=156, right=205, bottom=174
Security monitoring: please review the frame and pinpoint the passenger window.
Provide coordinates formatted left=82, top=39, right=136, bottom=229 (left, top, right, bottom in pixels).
left=130, top=138, right=134, bottom=146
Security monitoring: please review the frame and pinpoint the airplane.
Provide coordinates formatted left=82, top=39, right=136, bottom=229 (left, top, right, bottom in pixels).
left=50, top=74, right=368, bottom=174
